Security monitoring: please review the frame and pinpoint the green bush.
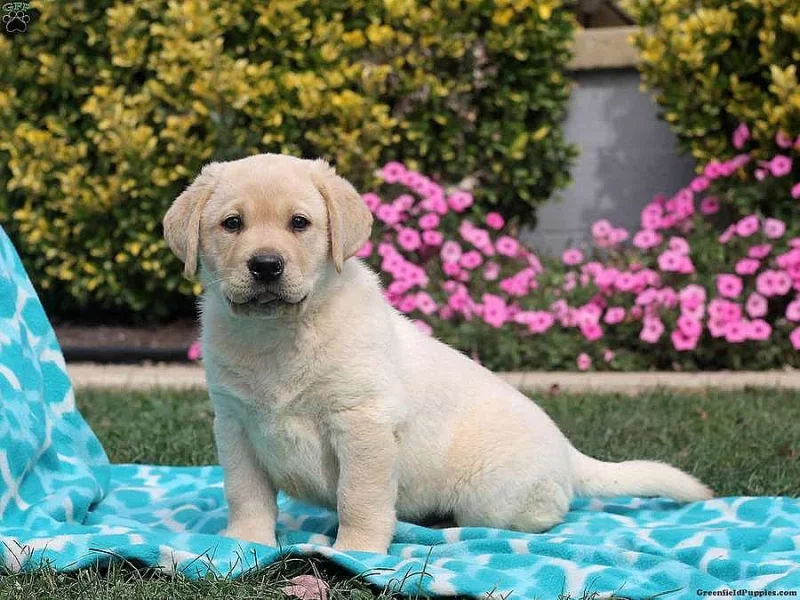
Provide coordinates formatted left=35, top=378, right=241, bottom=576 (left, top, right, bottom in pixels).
left=0, top=0, right=576, bottom=318
left=623, top=0, right=799, bottom=165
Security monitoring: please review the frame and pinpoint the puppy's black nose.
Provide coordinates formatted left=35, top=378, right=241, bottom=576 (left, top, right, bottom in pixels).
left=247, top=254, right=284, bottom=282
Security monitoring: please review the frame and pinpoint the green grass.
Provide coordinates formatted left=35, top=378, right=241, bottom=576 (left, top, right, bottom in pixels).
left=2, top=388, right=798, bottom=599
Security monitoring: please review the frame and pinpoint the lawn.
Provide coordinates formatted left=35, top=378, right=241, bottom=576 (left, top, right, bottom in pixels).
left=2, top=387, right=798, bottom=599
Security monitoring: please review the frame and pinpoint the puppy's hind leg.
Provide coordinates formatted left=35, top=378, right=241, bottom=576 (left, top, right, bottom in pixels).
left=454, top=473, right=571, bottom=534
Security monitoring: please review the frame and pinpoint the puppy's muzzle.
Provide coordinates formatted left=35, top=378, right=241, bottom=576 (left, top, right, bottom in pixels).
left=247, top=253, right=284, bottom=283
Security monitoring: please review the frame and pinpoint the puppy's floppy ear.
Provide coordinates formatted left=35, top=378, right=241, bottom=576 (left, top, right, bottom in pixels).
left=163, top=162, right=222, bottom=278
left=311, top=159, right=373, bottom=273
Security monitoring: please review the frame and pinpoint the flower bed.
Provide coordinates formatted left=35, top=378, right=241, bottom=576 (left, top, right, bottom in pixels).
left=355, top=127, right=800, bottom=372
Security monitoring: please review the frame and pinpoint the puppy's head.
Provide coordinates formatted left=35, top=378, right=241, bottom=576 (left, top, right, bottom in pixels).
left=163, top=154, right=372, bottom=317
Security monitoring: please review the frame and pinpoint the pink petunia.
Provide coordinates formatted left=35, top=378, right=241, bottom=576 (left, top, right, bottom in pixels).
left=657, top=250, right=683, bottom=272
left=609, top=228, right=629, bottom=245
left=747, top=319, right=772, bottom=341
left=776, top=131, right=793, bottom=148
left=736, top=215, right=760, bottom=237
left=447, top=191, right=474, bottom=212
left=422, top=230, right=444, bottom=247
left=792, top=182, right=800, bottom=200
left=746, top=293, right=768, bottom=318
left=580, top=321, right=604, bottom=342
left=724, top=320, right=748, bottom=343
left=735, top=258, right=760, bottom=276
left=732, top=123, right=749, bottom=149
left=690, top=176, right=710, bottom=193
left=716, top=274, right=743, bottom=298
left=756, top=269, right=792, bottom=297
left=485, top=212, right=505, bottom=230
left=791, top=327, right=800, bottom=350
left=496, top=236, right=520, bottom=257
left=376, top=203, right=401, bottom=225
left=483, top=262, right=500, bottom=281
left=677, top=314, right=702, bottom=338
left=763, top=218, right=786, bottom=239
left=769, top=155, right=792, bottom=177
left=592, top=219, right=613, bottom=240
left=397, top=228, right=422, bottom=251
left=700, top=197, right=720, bottom=215
left=562, top=248, right=584, bottom=266
left=748, top=244, right=772, bottom=259
left=381, top=161, right=406, bottom=184
left=679, top=284, right=707, bottom=310
left=528, top=311, right=555, bottom=334
left=669, top=237, right=690, bottom=255
left=440, top=241, right=463, bottom=264
left=640, top=203, right=664, bottom=230
left=415, top=292, right=438, bottom=315
left=719, top=225, right=736, bottom=244
left=633, top=229, right=662, bottom=250
left=640, top=317, right=664, bottom=344
left=577, top=353, right=592, bottom=371
left=671, top=329, right=699, bottom=351
left=604, top=306, right=626, bottom=325
left=412, top=320, right=433, bottom=336
left=460, top=250, right=483, bottom=270
left=786, top=299, right=800, bottom=322
left=419, top=213, right=441, bottom=230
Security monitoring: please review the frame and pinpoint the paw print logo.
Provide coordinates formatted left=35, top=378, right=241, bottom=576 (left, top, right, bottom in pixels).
left=3, top=10, right=30, bottom=34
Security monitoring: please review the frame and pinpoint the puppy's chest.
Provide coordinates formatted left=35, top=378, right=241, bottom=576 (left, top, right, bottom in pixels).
left=245, top=411, right=338, bottom=508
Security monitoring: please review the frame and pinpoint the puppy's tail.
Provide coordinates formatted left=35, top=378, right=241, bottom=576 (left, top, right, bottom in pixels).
left=570, top=449, right=713, bottom=503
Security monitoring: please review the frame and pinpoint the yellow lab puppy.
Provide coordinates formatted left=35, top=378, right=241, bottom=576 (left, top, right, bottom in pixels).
left=163, top=154, right=712, bottom=553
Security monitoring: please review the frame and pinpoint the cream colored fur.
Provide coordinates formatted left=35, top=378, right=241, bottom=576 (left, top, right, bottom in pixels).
left=163, top=154, right=713, bottom=553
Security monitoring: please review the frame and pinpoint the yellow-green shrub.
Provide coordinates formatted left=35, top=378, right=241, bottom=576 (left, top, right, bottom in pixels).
left=623, top=0, right=800, bottom=164
left=0, top=0, right=576, bottom=318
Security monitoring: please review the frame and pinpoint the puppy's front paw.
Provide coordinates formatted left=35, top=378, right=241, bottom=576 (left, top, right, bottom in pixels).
left=223, top=519, right=277, bottom=547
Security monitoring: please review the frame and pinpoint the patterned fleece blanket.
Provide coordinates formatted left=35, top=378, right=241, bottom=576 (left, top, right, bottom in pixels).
left=1, top=227, right=799, bottom=599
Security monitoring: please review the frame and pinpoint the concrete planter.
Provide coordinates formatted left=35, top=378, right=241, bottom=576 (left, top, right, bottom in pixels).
left=526, top=27, right=696, bottom=253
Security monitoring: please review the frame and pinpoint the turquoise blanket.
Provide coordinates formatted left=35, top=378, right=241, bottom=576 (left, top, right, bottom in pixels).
left=1, top=228, right=798, bottom=598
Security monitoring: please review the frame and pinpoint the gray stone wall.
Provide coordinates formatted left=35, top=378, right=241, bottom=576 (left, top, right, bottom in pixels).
left=525, top=69, right=696, bottom=253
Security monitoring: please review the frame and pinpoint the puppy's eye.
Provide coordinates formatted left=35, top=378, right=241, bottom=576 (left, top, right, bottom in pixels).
left=291, top=215, right=310, bottom=231
left=221, top=215, right=242, bottom=233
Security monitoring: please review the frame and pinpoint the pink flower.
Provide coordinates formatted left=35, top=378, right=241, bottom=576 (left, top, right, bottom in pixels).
left=419, top=213, right=440, bottom=230
left=604, top=306, right=626, bottom=325
left=562, top=248, right=584, bottom=266
left=657, top=250, right=683, bottom=272
left=362, top=193, right=381, bottom=212
left=415, top=292, right=437, bottom=315
left=376, top=203, right=401, bottom=225
left=756, top=270, right=792, bottom=297
left=769, top=155, right=792, bottom=177
left=496, top=236, right=520, bottom=257
left=592, top=219, right=613, bottom=240
left=528, top=311, right=555, bottom=334
left=187, top=341, right=202, bottom=361
left=603, top=349, right=615, bottom=363
left=397, top=228, right=422, bottom=251
left=483, top=262, right=500, bottom=281
left=786, top=300, right=800, bottom=321
left=748, top=244, right=772, bottom=259
left=381, top=161, right=406, bottom=184
left=609, top=228, right=629, bottom=244
left=763, top=218, right=786, bottom=239
left=440, top=241, right=463, bottom=264
left=671, top=329, right=699, bottom=351
left=355, top=240, right=373, bottom=258
left=669, top=237, right=690, bottom=255
left=748, top=319, right=772, bottom=341
left=746, top=293, right=768, bottom=318
left=577, top=353, right=591, bottom=371
left=486, top=212, right=505, bottom=230
left=679, top=284, right=706, bottom=310
left=736, top=215, right=760, bottom=237
left=719, top=225, right=736, bottom=244
left=724, top=320, right=748, bottom=343
left=792, top=182, right=800, bottom=200
left=677, top=314, right=702, bottom=338
left=640, top=318, right=664, bottom=344
left=422, top=230, right=444, bottom=247
left=735, top=258, right=760, bottom=276
left=690, top=176, right=710, bottom=193
left=641, top=203, right=664, bottom=230
left=775, top=130, right=792, bottom=148
left=732, top=123, right=749, bottom=149
left=460, top=250, right=483, bottom=270
left=633, top=229, right=662, bottom=250
left=716, top=274, right=743, bottom=298
left=413, top=320, right=433, bottom=336
left=481, top=294, right=508, bottom=328
left=700, top=197, right=720, bottom=215
left=791, top=327, right=800, bottom=350
left=580, top=321, right=603, bottom=342
left=447, top=191, right=474, bottom=212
